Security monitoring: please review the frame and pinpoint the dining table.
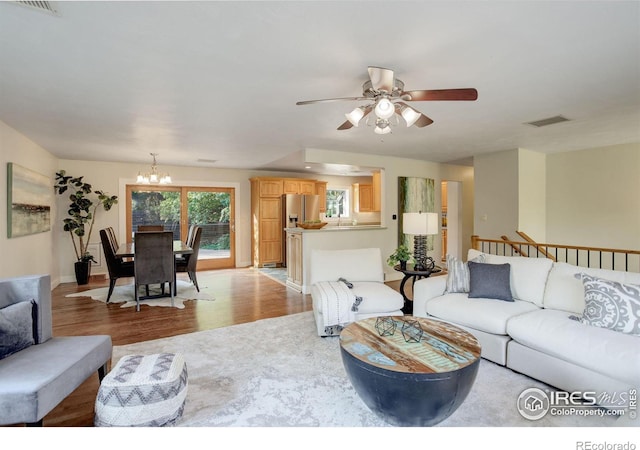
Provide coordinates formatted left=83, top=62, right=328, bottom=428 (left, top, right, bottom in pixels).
left=115, top=240, right=193, bottom=258
left=116, top=240, right=193, bottom=295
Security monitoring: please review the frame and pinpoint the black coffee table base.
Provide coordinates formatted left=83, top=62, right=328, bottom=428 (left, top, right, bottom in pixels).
left=341, top=348, right=480, bottom=427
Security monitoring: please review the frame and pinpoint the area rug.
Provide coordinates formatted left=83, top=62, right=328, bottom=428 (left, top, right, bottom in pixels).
left=256, top=267, right=287, bottom=286
left=111, top=311, right=627, bottom=427
left=66, top=279, right=214, bottom=309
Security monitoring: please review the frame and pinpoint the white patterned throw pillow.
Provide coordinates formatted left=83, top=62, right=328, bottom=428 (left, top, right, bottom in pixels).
left=575, top=273, right=640, bottom=336
left=445, top=253, right=486, bottom=293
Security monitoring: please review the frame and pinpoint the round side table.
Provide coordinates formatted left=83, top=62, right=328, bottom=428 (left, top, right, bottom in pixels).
left=394, top=264, right=441, bottom=315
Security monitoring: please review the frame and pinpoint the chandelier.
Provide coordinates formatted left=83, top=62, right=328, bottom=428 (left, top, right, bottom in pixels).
left=136, top=153, right=171, bottom=184
left=345, top=96, right=423, bottom=135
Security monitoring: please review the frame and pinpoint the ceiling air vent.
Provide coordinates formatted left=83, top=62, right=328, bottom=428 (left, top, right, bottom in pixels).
left=524, top=115, right=571, bottom=128
left=13, top=1, right=59, bottom=16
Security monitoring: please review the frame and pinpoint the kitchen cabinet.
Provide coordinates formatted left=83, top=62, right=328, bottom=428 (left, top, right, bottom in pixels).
left=353, top=183, right=374, bottom=212
left=315, top=181, right=327, bottom=212
left=286, top=231, right=303, bottom=292
left=300, top=181, right=316, bottom=195
left=250, top=176, right=326, bottom=267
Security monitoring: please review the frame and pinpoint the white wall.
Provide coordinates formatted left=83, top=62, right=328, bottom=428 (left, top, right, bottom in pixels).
left=546, top=143, right=640, bottom=250
left=473, top=143, right=640, bottom=252
left=473, top=149, right=519, bottom=239
left=518, top=148, right=546, bottom=242
left=0, top=121, right=58, bottom=283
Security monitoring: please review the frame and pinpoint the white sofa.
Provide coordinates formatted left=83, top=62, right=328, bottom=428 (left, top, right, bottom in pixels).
left=309, top=248, right=404, bottom=336
left=413, top=250, right=640, bottom=405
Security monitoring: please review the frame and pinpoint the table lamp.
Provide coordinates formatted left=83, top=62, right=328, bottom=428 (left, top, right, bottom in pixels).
left=402, top=211, right=439, bottom=271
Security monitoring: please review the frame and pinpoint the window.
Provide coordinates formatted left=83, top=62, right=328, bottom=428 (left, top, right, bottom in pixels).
left=126, top=185, right=236, bottom=270
left=326, top=188, right=350, bottom=218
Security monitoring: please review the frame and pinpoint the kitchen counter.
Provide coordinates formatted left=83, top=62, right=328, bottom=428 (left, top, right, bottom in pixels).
left=284, top=225, right=388, bottom=294
left=286, top=224, right=385, bottom=232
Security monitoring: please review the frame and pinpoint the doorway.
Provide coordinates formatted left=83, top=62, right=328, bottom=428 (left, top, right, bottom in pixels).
left=125, top=185, right=236, bottom=270
left=441, top=181, right=462, bottom=262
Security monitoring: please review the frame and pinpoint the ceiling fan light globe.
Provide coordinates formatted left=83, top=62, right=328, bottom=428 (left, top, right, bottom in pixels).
left=374, top=98, right=394, bottom=120
left=345, top=107, right=365, bottom=126
left=401, top=107, right=421, bottom=127
left=374, top=125, right=391, bottom=135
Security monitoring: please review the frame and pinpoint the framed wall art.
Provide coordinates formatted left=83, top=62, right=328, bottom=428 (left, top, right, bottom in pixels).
left=397, top=176, right=436, bottom=249
left=7, top=163, right=52, bottom=238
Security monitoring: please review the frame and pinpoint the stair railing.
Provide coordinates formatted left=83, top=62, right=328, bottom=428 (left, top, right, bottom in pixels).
left=472, top=234, right=640, bottom=272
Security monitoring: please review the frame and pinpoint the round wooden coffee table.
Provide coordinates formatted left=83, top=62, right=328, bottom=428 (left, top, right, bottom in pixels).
left=339, top=316, right=481, bottom=427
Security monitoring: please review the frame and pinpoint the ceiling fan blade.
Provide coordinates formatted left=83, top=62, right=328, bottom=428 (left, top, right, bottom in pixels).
left=414, top=114, right=434, bottom=128
left=296, top=97, right=367, bottom=105
left=337, top=120, right=354, bottom=130
left=368, top=66, right=395, bottom=93
left=402, top=88, right=478, bottom=101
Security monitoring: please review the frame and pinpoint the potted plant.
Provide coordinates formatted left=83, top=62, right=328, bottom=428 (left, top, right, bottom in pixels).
left=387, top=245, right=413, bottom=270
left=54, top=170, right=118, bottom=285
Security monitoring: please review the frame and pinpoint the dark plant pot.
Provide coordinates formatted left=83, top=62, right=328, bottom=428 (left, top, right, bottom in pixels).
left=74, top=261, right=92, bottom=285
left=400, top=261, right=407, bottom=270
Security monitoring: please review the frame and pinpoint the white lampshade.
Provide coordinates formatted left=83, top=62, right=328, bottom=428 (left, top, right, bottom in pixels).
left=403, top=212, right=438, bottom=235
left=345, top=107, right=365, bottom=126
left=401, top=106, right=421, bottom=127
left=374, top=98, right=395, bottom=120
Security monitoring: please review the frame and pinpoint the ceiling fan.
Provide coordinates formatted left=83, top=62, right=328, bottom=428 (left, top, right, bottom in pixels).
left=296, top=66, right=478, bottom=134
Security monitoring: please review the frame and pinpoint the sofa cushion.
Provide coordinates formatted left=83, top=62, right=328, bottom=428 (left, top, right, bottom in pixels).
left=468, top=262, right=513, bottom=302
left=481, top=254, right=553, bottom=306
left=506, top=309, right=640, bottom=387
left=0, top=301, right=36, bottom=360
left=575, top=273, right=640, bottom=336
left=544, top=262, right=640, bottom=314
left=309, top=248, right=384, bottom=285
left=312, top=281, right=403, bottom=315
left=426, top=293, right=539, bottom=335
left=444, top=253, right=486, bottom=293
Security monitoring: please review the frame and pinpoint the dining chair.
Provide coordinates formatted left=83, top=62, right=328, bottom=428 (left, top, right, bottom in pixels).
left=137, top=225, right=164, bottom=232
left=133, top=231, right=175, bottom=311
left=176, top=225, right=202, bottom=292
left=100, top=229, right=135, bottom=302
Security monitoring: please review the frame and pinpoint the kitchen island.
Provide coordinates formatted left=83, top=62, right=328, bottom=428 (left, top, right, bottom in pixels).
left=285, top=225, right=387, bottom=293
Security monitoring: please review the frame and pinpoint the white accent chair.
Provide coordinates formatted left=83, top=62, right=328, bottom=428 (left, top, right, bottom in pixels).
left=309, top=248, right=404, bottom=336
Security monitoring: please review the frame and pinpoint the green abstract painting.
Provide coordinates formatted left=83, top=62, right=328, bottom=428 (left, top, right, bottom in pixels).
left=397, top=176, right=436, bottom=249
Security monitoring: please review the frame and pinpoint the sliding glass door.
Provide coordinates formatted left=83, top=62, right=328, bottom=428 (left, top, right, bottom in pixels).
left=126, top=185, right=235, bottom=270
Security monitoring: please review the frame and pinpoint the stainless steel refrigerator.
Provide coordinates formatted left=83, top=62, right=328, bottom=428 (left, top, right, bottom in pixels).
left=282, top=194, right=320, bottom=266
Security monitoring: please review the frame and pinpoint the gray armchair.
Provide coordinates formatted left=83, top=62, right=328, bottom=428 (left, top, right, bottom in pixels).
left=0, top=275, right=112, bottom=426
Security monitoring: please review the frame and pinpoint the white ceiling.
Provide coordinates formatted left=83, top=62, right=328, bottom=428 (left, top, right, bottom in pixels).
left=1, top=1, right=639, bottom=175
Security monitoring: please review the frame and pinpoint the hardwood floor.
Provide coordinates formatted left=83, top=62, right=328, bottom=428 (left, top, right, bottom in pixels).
left=42, top=268, right=405, bottom=427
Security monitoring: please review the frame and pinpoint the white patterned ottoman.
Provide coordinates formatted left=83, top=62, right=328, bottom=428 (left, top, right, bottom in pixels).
left=95, top=353, right=188, bottom=427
